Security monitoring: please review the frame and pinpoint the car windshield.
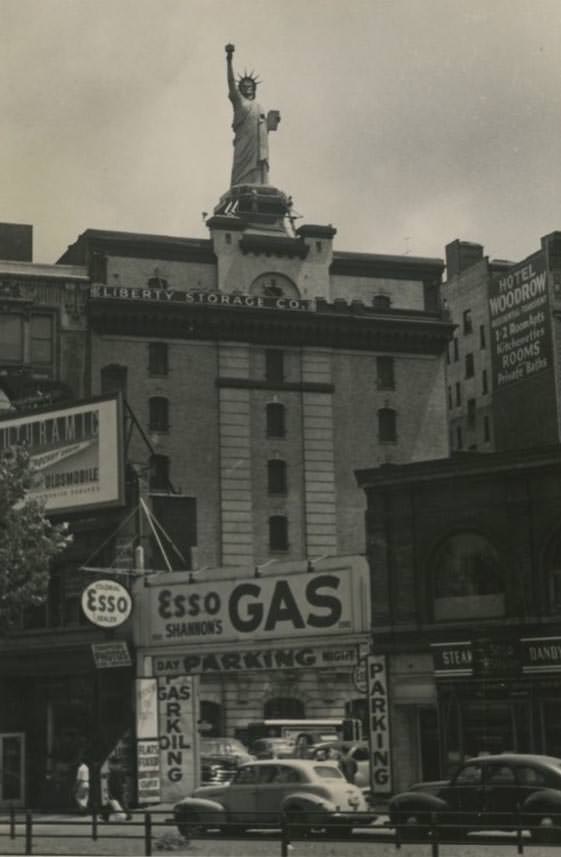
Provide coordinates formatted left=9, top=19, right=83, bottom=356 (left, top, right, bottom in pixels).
left=201, top=739, right=247, bottom=755
left=313, top=765, right=344, bottom=779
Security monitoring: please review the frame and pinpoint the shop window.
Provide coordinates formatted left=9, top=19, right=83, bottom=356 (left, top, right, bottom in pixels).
left=543, top=532, right=561, bottom=614
left=0, top=315, right=23, bottom=363
left=269, top=515, right=288, bottom=551
left=465, top=352, right=475, bottom=378
left=30, top=315, right=53, bottom=366
left=199, top=701, right=225, bottom=737
left=376, top=356, right=395, bottom=390
left=266, top=403, right=286, bottom=438
left=265, top=350, right=284, bottom=383
left=267, top=459, right=287, bottom=494
left=462, top=309, right=473, bottom=335
left=149, top=454, right=170, bottom=492
left=432, top=532, right=505, bottom=621
left=101, top=364, right=128, bottom=397
left=149, top=396, right=169, bottom=432
left=378, top=408, right=397, bottom=442
left=148, top=342, right=168, bottom=376
left=264, top=697, right=305, bottom=718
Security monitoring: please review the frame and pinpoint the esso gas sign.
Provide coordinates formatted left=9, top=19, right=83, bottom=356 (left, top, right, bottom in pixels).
left=82, top=579, right=132, bottom=628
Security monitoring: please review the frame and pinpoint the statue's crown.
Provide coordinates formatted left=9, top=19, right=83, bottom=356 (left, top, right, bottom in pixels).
left=238, top=69, right=261, bottom=87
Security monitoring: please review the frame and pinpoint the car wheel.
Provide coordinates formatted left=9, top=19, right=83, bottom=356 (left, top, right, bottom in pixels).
left=177, top=813, right=204, bottom=839
left=286, top=807, right=309, bottom=839
left=531, top=814, right=561, bottom=843
left=397, top=811, right=430, bottom=841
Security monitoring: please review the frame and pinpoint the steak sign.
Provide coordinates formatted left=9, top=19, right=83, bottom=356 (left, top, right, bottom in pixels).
left=135, top=560, right=369, bottom=648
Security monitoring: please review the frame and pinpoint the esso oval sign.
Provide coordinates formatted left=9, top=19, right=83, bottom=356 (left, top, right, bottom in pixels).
left=81, top=579, right=132, bottom=628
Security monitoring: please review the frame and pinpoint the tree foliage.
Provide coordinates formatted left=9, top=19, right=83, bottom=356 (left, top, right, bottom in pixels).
left=0, top=446, right=71, bottom=625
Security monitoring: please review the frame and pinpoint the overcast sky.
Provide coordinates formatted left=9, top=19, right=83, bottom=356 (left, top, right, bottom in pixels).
left=2, top=0, right=561, bottom=266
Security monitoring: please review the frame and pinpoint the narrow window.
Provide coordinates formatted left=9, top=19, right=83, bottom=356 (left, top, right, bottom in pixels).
left=150, top=454, right=170, bottom=492
left=453, top=338, right=459, bottom=362
left=266, top=403, right=286, bottom=437
left=446, top=343, right=451, bottom=365
left=456, top=426, right=463, bottom=450
left=455, top=382, right=462, bottom=407
left=0, top=315, right=24, bottom=363
left=268, top=460, right=287, bottom=494
left=467, top=398, right=476, bottom=427
left=378, top=408, right=397, bottom=442
left=149, top=396, right=169, bottom=432
left=101, top=364, right=128, bottom=397
left=377, top=356, right=395, bottom=390
left=265, top=349, right=284, bottom=383
left=482, top=369, right=488, bottom=395
left=269, top=515, right=289, bottom=551
left=148, top=342, right=168, bottom=376
left=465, top=353, right=474, bottom=378
left=462, top=309, right=473, bottom=335
left=480, top=324, right=486, bottom=349
left=30, top=315, right=53, bottom=366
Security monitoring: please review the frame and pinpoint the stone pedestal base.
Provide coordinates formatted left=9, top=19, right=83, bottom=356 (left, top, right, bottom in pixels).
left=214, top=185, right=292, bottom=232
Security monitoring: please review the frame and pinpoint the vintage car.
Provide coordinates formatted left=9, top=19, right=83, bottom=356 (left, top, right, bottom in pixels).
left=200, top=738, right=253, bottom=784
left=389, top=753, right=561, bottom=843
left=310, top=741, right=370, bottom=788
left=174, top=758, right=376, bottom=837
left=250, top=737, right=295, bottom=759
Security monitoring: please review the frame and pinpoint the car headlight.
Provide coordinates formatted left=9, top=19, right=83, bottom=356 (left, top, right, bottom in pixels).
left=349, top=795, right=360, bottom=808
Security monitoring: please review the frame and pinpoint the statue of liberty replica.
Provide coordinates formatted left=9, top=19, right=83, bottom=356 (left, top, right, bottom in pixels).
left=214, top=44, right=292, bottom=231
left=225, top=43, right=280, bottom=187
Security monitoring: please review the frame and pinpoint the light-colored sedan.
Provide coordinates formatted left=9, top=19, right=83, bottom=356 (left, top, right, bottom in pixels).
left=174, top=758, right=376, bottom=837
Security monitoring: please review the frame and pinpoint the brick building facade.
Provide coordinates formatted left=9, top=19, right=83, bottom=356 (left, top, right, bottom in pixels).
left=58, top=208, right=453, bottom=742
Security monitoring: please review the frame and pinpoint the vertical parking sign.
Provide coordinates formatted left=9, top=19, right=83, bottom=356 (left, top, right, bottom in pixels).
left=367, top=654, right=392, bottom=795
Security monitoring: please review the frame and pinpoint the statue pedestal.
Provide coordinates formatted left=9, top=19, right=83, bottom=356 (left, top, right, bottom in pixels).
left=214, top=185, right=292, bottom=233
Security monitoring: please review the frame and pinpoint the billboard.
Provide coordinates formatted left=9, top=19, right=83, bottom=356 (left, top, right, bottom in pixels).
left=0, top=395, right=124, bottom=513
left=134, top=557, right=370, bottom=650
left=488, top=254, right=551, bottom=389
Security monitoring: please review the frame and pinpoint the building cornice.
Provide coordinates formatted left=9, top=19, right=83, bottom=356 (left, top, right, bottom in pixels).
left=88, top=296, right=453, bottom=355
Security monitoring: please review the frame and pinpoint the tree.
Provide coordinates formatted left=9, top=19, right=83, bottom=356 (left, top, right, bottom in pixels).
left=0, top=446, right=71, bottom=626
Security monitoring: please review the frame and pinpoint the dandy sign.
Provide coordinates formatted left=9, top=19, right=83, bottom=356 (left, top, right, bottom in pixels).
left=135, top=559, right=370, bottom=648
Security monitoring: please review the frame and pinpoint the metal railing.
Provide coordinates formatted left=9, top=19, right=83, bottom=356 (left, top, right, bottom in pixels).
left=1, top=806, right=561, bottom=855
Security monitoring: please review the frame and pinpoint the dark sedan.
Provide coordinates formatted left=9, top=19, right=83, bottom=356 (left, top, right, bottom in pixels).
left=389, top=753, right=561, bottom=843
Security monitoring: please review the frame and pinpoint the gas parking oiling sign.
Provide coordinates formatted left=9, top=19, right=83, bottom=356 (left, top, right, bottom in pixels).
left=135, top=560, right=370, bottom=648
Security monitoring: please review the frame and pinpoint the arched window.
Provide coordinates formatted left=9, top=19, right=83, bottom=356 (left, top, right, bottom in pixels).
left=266, top=403, right=286, bottom=438
left=378, top=407, right=397, bottom=442
left=149, top=396, right=169, bottom=432
left=264, top=697, right=305, bottom=718
left=268, top=460, right=287, bottom=494
left=432, top=532, right=505, bottom=621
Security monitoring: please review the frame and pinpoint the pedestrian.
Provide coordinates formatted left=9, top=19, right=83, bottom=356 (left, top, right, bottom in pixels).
left=73, top=756, right=90, bottom=814
left=339, top=752, right=358, bottom=784
left=103, top=756, right=131, bottom=821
